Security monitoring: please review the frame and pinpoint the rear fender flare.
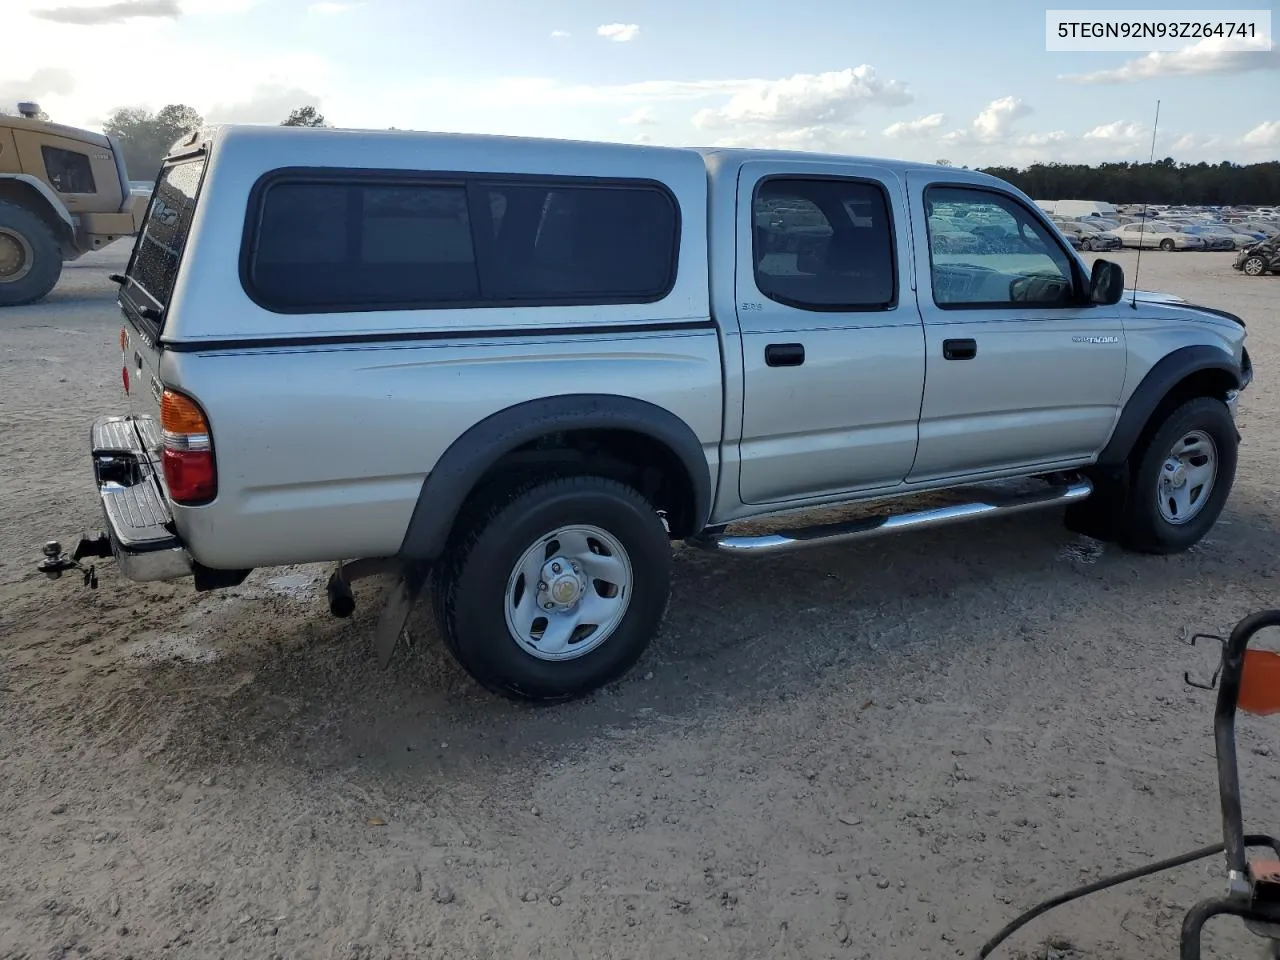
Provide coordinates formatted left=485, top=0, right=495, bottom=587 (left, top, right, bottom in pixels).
left=398, top=394, right=713, bottom=562
left=1097, top=344, right=1241, bottom=467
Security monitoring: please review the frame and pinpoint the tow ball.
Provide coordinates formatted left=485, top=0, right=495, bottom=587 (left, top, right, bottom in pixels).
left=37, top=535, right=113, bottom=589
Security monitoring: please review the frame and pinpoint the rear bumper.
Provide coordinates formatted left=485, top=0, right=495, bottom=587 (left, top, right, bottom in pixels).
left=90, top=415, right=193, bottom=582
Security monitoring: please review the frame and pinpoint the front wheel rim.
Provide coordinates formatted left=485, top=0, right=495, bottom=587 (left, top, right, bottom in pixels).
left=503, top=524, right=634, bottom=662
left=0, top=228, right=33, bottom=283
left=1156, top=429, right=1218, bottom=525
left=1245, top=258, right=1264, bottom=275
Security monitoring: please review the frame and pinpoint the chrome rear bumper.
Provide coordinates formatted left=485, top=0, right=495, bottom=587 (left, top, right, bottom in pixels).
left=90, top=415, right=193, bottom=582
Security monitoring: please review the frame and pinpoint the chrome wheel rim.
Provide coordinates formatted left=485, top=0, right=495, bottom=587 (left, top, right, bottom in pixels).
left=503, top=524, right=633, bottom=662
left=1157, top=429, right=1218, bottom=525
left=0, top=228, right=33, bottom=283
left=1244, top=258, right=1264, bottom=276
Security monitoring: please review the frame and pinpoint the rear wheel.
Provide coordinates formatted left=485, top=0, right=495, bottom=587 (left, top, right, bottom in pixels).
left=432, top=475, right=672, bottom=701
left=0, top=201, right=62, bottom=307
left=1243, top=255, right=1268, bottom=276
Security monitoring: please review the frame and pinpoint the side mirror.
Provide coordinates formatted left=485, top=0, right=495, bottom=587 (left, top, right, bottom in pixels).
left=1089, top=259, right=1124, bottom=305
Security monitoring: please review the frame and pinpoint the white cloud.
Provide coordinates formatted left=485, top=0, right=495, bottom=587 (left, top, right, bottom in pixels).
left=30, top=0, right=178, bottom=24
left=550, top=29, right=569, bottom=38
left=882, top=112, right=945, bottom=139
left=1060, top=34, right=1278, bottom=83
left=1242, top=120, right=1280, bottom=147
left=941, top=96, right=1031, bottom=145
left=1018, top=130, right=1067, bottom=147
left=597, top=23, right=639, bottom=42
left=620, top=106, right=657, bottom=126
left=972, top=96, right=1031, bottom=141
left=204, top=85, right=324, bottom=124
left=308, top=1, right=361, bottom=14
left=1083, top=120, right=1145, bottom=142
left=691, top=66, right=910, bottom=132
left=0, top=68, right=76, bottom=112
left=706, top=125, right=867, bottom=152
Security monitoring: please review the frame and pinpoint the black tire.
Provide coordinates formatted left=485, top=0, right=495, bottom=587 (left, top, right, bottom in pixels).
left=1115, top=397, right=1238, bottom=554
left=0, top=201, right=63, bottom=307
left=1080, top=237, right=1094, bottom=252
left=432, top=475, right=672, bottom=702
left=1243, top=255, right=1268, bottom=277
left=1159, top=238, right=1176, bottom=252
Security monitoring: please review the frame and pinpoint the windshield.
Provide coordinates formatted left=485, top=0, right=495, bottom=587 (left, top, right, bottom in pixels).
left=121, top=154, right=207, bottom=327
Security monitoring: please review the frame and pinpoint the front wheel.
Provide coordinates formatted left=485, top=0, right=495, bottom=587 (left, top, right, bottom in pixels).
left=1117, top=397, right=1238, bottom=554
left=1243, top=255, right=1268, bottom=276
left=1080, top=237, right=1094, bottom=252
left=433, top=475, right=672, bottom=701
left=1160, top=238, right=1176, bottom=252
left=0, top=201, right=63, bottom=307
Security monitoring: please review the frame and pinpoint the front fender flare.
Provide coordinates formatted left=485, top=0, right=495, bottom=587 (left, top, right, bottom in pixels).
left=0, top=174, right=76, bottom=233
left=398, top=394, right=713, bottom=562
left=1097, top=344, right=1241, bottom=467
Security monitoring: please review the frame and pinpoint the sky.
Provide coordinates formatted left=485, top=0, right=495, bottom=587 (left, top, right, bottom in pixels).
left=1, top=0, right=1277, bottom=167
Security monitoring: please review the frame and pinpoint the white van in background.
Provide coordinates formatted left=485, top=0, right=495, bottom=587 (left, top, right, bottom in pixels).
left=1053, top=200, right=1118, bottom=219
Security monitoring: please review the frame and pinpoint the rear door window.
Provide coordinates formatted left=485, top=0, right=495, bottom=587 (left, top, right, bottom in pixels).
left=752, top=178, right=896, bottom=311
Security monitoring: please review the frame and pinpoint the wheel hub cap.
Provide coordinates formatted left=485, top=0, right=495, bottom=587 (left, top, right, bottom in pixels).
left=1156, top=429, right=1218, bottom=525
left=541, top=559, right=584, bottom=608
left=1162, top=460, right=1187, bottom=488
left=0, top=229, right=30, bottom=282
left=504, top=524, right=634, bottom=662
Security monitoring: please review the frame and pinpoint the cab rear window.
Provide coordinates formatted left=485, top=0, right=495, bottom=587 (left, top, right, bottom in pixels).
left=123, top=156, right=206, bottom=321
left=241, top=170, right=680, bottom=313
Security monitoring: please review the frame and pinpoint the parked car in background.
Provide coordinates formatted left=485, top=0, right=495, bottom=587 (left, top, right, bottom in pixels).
left=1065, top=221, right=1123, bottom=252
left=1233, top=234, right=1280, bottom=276
left=1182, top=225, right=1247, bottom=251
left=1224, top=225, right=1269, bottom=244
left=1241, top=221, right=1280, bottom=238
left=1114, top=222, right=1207, bottom=251
left=926, top=216, right=981, bottom=253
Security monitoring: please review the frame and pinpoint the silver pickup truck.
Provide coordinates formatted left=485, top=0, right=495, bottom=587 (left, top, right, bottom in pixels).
left=42, top=125, right=1253, bottom=701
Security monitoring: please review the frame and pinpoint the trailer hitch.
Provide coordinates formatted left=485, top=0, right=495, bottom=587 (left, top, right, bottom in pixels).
left=37, top=535, right=112, bottom=589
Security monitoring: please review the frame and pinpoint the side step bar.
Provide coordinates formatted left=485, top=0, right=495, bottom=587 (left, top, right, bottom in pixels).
left=687, top=478, right=1093, bottom=556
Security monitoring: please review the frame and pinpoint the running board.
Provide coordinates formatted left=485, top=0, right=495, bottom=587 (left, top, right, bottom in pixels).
left=687, top=479, right=1093, bottom=556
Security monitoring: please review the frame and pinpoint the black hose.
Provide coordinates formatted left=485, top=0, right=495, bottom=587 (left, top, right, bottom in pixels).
left=978, top=843, right=1226, bottom=957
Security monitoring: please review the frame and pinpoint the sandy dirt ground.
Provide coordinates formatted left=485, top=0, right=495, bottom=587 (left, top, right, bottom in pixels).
left=2, top=247, right=1279, bottom=960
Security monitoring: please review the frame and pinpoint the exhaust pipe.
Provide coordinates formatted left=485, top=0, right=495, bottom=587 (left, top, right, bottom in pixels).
left=327, top=571, right=356, bottom=618
left=324, top=558, right=399, bottom=618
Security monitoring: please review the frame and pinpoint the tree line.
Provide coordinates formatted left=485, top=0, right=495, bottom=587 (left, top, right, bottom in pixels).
left=975, top=158, right=1280, bottom=207
left=101, top=103, right=328, bottom=180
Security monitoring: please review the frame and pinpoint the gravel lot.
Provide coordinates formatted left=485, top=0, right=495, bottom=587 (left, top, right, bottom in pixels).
left=1, top=247, right=1278, bottom=960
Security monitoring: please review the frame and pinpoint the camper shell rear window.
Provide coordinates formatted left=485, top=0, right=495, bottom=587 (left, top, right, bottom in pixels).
left=121, top=155, right=207, bottom=325
left=240, top=168, right=681, bottom=314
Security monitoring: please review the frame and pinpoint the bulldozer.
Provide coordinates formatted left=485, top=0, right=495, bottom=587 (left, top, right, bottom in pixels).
left=0, top=102, right=146, bottom=306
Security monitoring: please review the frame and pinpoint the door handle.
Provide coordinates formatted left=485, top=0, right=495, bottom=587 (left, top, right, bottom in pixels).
left=943, top=338, right=977, bottom=360
left=765, top=343, right=805, bottom=367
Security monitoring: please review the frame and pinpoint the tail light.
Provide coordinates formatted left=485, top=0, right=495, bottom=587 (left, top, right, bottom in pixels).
left=160, top=388, right=216, bottom=504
